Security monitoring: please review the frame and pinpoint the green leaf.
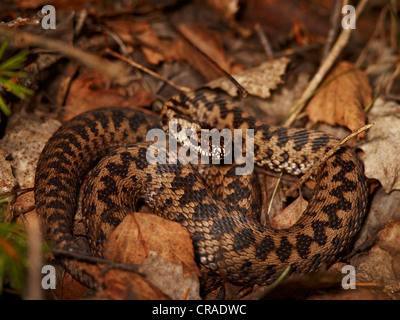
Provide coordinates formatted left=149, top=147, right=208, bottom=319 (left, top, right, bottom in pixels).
left=0, top=39, right=10, bottom=61
left=0, top=41, right=33, bottom=117
left=0, top=79, right=34, bottom=99
left=0, top=51, right=28, bottom=72
left=0, top=95, right=11, bottom=116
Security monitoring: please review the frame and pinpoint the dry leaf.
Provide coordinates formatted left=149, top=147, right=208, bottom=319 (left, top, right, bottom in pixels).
left=359, top=98, right=400, bottom=193
left=270, top=195, right=308, bottom=229
left=104, top=19, right=178, bottom=65
left=140, top=251, right=201, bottom=300
left=48, top=268, right=90, bottom=300
left=103, top=212, right=200, bottom=277
left=206, top=57, right=290, bottom=98
left=101, top=269, right=169, bottom=300
left=103, top=212, right=201, bottom=299
left=177, top=24, right=244, bottom=76
left=354, top=188, right=400, bottom=248
left=63, top=69, right=154, bottom=120
left=306, top=61, right=371, bottom=134
left=104, top=19, right=152, bottom=45
left=350, top=219, right=400, bottom=292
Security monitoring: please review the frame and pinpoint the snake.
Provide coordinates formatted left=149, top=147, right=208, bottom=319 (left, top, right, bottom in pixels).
left=34, top=90, right=368, bottom=293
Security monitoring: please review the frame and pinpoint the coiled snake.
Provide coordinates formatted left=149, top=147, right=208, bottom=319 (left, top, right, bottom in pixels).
left=34, top=91, right=368, bottom=292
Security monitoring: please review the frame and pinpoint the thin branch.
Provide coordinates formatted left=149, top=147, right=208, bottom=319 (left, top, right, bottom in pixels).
left=254, top=23, right=274, bottom=58
left=174, top=24, right=248, bottom=97
left=267, top=172, right=283, bottom=216
left=0, top=25, right=131, bottom=85
left=283, top=0, right=369, bottom=126
left=52, top=248, right=144, bottom=275
left=105, top=48, right=192, bottom=93
left=286, top=123, right=374, bottom=196
left=322, top=0, right=342, bottom=60
left=0, top=10, right=45, bottom=28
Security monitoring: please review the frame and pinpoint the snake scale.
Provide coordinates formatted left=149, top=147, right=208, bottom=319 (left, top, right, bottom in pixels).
left=34, top=90, right=368, bottom=292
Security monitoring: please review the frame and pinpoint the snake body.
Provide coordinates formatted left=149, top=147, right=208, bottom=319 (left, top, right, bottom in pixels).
left=35, top=91, right=368, bottom=292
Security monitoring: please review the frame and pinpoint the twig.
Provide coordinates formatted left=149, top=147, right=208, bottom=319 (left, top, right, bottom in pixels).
left=267, top=172, right=283, bottom=216
left=321, top=0, right=342, bottom=60
left=389, top=0, right=400, bottom=51
left=283, top=0, right=369, bottom=126
left=0, top=187, right=34, bottom=197
left=355, top=5, right=390, bottom=68
left=0, top=25, right=131, bottom=85
left=181, top=288, right=190, bottom=300
left=0, top=10, right=45, bottom=28
left=25, top=214, right=43, bottom=300
left=254, top=23, right=274, bottom=58
left=105, top=48, right=192, bottom=93
left=174, top=24, right=248, bottom=98
left=286, top=123, right=374, bottom=196
left=52, top=248, right=144, bottom=275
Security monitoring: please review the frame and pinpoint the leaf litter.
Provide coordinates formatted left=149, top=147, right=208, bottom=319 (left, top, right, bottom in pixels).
left=0, top=0, right=399, bottom=300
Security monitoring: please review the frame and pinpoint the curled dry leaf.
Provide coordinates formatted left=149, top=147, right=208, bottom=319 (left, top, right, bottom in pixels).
left=359, top=98, right=400, bottom=193
left=206, top=57, right=290, bottom=98
left=354, top=188, right=400, bottom=248
left=351, top=219, right=400, bottom=292
left=306, top=61, right=371, bottom=134
left=103, top=212, right=201, bottom=299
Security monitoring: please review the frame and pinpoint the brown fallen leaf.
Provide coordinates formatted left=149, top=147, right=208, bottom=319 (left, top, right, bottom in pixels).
left=177, top=23, right=245, bottom=77
left=306, top=61, right=371, bottom=135
left=270, top=195, right=308, bottom=229
left=140, top=250, right=201, bottom=300
left=63, top=68, right=154, bottom=121
left=136, top=27, right=183, bottom=65
left=104, top=19, right=178, bottom=65
left=103, top=212, right=201, bottom=299
left=49, top=269, right=90, bottom=300
left=206, top=57, right=290, bottom=98
left=104, top=212, right=200, bottom=277
left=359, top=98, right=400, bottom=193
left=101, top=269, right=169, bottom=300
left=104, top=19, right=152, bottom=45
left=354, top=188, right=400, bottom=249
